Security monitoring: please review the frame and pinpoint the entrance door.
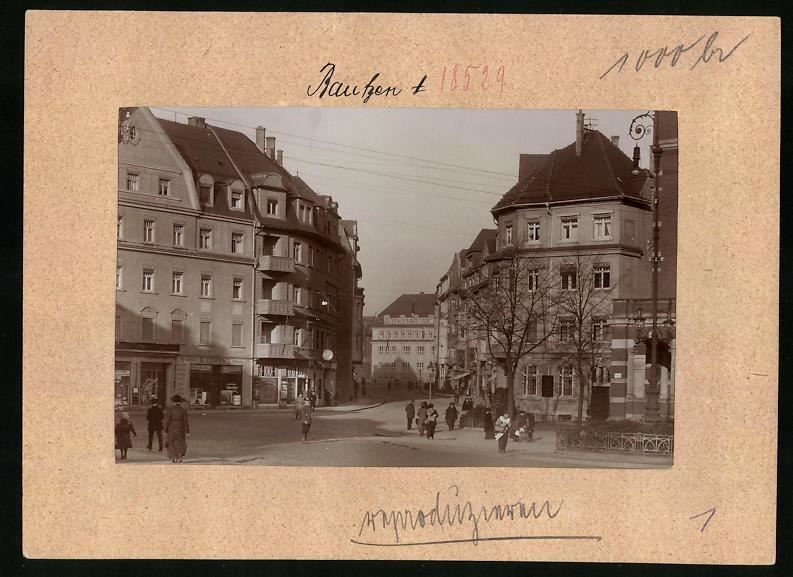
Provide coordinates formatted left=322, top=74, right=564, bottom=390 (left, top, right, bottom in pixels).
left=590, top=386, right=610, bottom=420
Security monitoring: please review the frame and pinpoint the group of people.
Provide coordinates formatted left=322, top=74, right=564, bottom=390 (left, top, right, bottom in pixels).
left=404, top=400, right=440, bottom=439
left=114, top=394, right=191, bottom=463
left=487, top=408, right=536, bottom=454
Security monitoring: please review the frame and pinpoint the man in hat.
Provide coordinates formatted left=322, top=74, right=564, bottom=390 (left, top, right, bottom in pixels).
left=146, top=397, right=164, bottom=451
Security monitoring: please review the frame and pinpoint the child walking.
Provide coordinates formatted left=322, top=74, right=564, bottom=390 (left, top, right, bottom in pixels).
left=115, top=412, right=137, bottom=460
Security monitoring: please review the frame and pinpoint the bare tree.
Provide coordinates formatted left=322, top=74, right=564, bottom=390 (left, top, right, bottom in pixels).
left=464, top=249, right=559, bottom=417
left=556, top=251, right=616, bottom=423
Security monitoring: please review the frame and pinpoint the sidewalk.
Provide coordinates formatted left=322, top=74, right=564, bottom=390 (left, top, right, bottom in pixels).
left=119, top=397, right=385, bottom=416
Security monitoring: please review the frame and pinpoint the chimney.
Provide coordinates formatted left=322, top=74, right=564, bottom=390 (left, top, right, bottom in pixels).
left=255, top=126, right=266, bottom=153
left=188, top=116, right=206, bottom=128
left=265, top=136, right=276, bottom=159
left=276, top=149, right=283, bottom=166
left=631, top=145, right=641, bottom=175
left=575, top=109, right=584, bottom=156
left=611, top=135, right=620, bottom=147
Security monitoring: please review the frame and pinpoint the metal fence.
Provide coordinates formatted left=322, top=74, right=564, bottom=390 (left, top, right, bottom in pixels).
left=555, top=428, right=674, bottom=456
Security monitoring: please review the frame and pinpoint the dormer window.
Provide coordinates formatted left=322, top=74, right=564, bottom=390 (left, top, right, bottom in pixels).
left=267, top=198, right=278, bottom=216
left=158, top=179, right=170, bottom=196
left=199, top=185, right=213, bottom=207
left=230, top=189, right=244, bottom=210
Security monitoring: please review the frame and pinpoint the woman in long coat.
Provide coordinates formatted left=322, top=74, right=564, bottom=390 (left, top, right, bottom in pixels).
left=115, top=412, right=137, bottom=460
left=165, top=394, right=190, bottom=463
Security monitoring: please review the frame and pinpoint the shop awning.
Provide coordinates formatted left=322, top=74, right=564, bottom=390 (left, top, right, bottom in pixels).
left=449, top=371, right=472, bottom=380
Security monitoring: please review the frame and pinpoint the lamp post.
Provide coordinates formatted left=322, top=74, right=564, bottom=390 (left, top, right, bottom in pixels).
left=427, top=362, right=435, bottom=400
left=629, top=112, right=663, bottom=421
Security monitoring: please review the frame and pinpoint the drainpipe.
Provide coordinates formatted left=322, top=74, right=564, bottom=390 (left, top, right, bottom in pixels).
left=251, top=219, right=258, bottom=408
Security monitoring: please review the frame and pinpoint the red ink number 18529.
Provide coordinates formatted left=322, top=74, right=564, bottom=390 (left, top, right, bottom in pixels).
left=440, top=64, right=505, bottom=96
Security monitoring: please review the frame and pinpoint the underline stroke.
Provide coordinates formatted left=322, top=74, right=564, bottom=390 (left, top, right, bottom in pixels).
left=351, top=535, right=602, bottom=547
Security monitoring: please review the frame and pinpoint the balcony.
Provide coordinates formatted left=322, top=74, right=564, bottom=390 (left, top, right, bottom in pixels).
left=255, top=299, right=294, bottom=316
left=258, top=255, right=295, bottom=273
left=255, top=343, right=297, bottom=359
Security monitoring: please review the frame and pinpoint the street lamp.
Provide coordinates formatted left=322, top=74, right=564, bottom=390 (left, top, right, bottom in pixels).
left=427, top=362, right=435, bottom=400
left=629, top=111, right=663, bottom=421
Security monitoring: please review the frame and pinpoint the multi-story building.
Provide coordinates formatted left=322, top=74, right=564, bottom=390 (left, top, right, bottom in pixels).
left=337, top=220, right=364, bottom=401
left=116, top=108, right=256, bottom=409
left=370, top=294, right=436, bottom=390
left=116, top=108, right=362, bottom=409
left=432, top=110, right=676, bottom=422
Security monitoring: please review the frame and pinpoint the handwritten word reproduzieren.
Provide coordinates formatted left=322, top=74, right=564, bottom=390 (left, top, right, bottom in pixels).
left=441, top=64, right=505, bottom=96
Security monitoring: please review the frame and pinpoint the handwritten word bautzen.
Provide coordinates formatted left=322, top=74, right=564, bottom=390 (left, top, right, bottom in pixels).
left=306, top=63, right=427, bottom=103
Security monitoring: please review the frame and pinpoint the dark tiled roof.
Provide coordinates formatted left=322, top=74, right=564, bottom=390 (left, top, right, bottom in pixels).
left=379, top=293, right=436, bottom=318
left=210, top=125, right=292, bottom=185
left=493, top=130, right=647, bottom=213
left=291, top=176, right=322, bottom=202
left=519, top=154, right=549, bottom=181
left=467, top=229, right=497, bottom=253
left=157, top=119, right=241, bottom=182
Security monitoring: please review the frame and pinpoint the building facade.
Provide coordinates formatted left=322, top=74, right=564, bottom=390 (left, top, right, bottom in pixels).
left=116, top=108, right=362, bottom=409
left=370, top=294, right=436, bottom=390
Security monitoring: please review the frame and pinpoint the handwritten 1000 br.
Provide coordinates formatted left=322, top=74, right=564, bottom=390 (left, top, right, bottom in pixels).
left=440, top=64, right=505, bottom=96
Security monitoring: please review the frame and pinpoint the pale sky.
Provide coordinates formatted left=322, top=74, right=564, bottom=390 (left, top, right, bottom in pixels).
left=152, top=107, right=652, bottom=316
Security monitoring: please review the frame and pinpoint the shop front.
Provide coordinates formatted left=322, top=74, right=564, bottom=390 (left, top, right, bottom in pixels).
left=188, top=363, right=244, bottom=407
left=115, top=342, right=179, bottom=409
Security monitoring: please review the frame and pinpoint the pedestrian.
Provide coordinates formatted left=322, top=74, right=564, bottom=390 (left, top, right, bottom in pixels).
left=387, top=380, right=392, bottom=391
left=445, top=402, right=458, bottom=431
left=462, top=395, right=474, bottom=412
left=165, top=394, right=189, bottom=463
left=494, top=411, right=512, bottom=454
left=417, top=401, right=428, bottom=437
left=310, top=389, right=317, bottom=409
left=115, top=412, right=137, bottom=460
left=483, top=407, right=495, bottom=440
left=295, top=393, right=304, bottom=420
left=426, top=404, right=439, bottom=439
left=300, top=400, right=313, bottom=441
left=453, top=386, right=460, bottom=405
left=146, top=397, right=164, bottom=451
left=405, top=400, right=416, bottom=431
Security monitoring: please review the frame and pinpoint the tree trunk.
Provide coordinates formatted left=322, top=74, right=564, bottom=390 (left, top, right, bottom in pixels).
left=505, top=361, right=515, bottom=419
left=576, top=361, right=586, bottom=424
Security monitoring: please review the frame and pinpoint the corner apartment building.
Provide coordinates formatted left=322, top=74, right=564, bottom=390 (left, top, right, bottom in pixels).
left=116, top=108, right=363, bottom=409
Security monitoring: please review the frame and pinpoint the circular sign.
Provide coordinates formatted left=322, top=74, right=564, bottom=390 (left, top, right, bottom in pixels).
left=322, top=349, right=334, bottom=361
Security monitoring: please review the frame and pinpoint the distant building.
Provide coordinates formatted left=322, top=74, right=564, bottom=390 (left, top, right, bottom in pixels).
left=371, top=294, right=436, bottom=390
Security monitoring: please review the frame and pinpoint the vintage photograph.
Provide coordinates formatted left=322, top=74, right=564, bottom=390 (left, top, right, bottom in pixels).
left=115, top=107, right=678, bottom=468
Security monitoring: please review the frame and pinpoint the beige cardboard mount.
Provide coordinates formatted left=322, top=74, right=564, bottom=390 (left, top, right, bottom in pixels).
left=23, top=12, right=779, bottom=562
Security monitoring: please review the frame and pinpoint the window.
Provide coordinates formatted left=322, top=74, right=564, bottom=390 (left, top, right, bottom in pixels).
left=232, top=322, right=243, bottom=347
left=593, top=318, right=610, bottom=342
left=378, top=346, right=384, bottom=353
left=117, top=215, right=124, bottom=239
left=527, top=219, right=540, bottom=242
left=115, top=314, right=122, bottom=340
left=171, top=319, right=183, bottom=343
left=200, top=274, right=212, bottom=298
left=522, top=365, right=539, bottom=396
left=199, top=185, right=213, bottom=207
left=505, top=225, right=513, bottom=245
left=259, top=322, right=273, bottom=344
left=294, top=287, right=303, bottom=305
left=417, top=346, right=425, bottom=355
left=527, top=269, right=539, bottom=291
left=594, top=215, right=612, bottom=239
left=172, top=272, right=184, bottom=295
left=293, top=328, right=302, bottom=346
left=231, top=232, right=243, bottom=254
left=594, top=265, right=611, bottom=289
left=403, top=345, right=411, bottom=354
left=141, top=317, right=154, bottom=341
left=158, top=179, right=170, bottom=196
left=143, top=219, right=155, bottom=243
left=293, top=242, right=303, bottom=263
left=559, top=365, right=574, bottom=396
left=199, top=321, right=212, bottom=345
left=559, top=319, right=575, bottom=342
left=267, top=199, right=278, bottom=216
left=232, top=278, right=243, bottom=300
left=173, top=224, right=184, bottom=247
left=561, top=217, right=578, bottom=240
left=561, top=266, right=577, bottom=290
left=230, top=189, right=244, bottom=209
left=142, top=268, right=155, bottom=292
left=116, top=263, right=123, bottom=290
left=199, top=228, right=212, bottom=250
left=417, top=362, right=424, bottom=371
left=126, top=173, right=139, bottom=191
left=308, top=246, right=314, bottom=267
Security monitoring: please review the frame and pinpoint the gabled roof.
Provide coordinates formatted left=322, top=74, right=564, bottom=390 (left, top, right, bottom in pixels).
left=492, top=130, right=648, bottom=213
left=466, top=228, right=497, bottom=253
left=379, top=293, right=436, bottom=317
